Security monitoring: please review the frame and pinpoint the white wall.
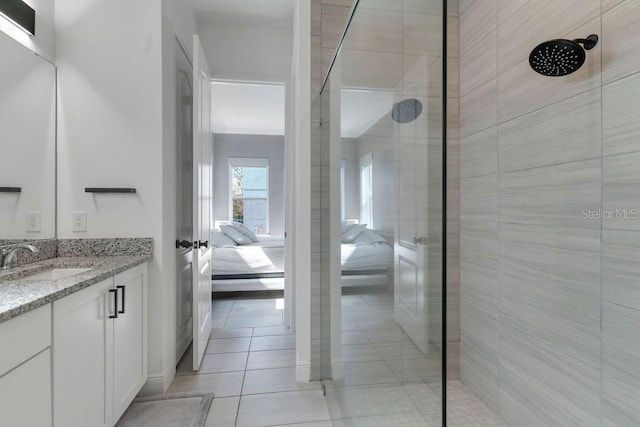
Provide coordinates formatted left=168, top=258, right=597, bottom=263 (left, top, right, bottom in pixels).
left=56, top=0, right=198, bottom=394
left=0, top=0, right=55, bottom=62
left=199, top=22, right=293, bottom=82
left=341, top=138, right=359, bottom=221
left=213, top=134, right=285, bottom=236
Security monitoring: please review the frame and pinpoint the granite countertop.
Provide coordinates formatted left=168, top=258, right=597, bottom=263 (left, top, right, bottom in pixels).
left=0, top=255, right=152, bottom=324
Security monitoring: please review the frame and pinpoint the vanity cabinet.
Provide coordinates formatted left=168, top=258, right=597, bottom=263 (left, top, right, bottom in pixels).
left=53, top=263, right=147, bottom=427
left=0, top=305, right=52, bottom=427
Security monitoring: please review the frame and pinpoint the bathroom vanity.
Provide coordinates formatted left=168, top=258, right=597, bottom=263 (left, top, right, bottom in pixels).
left=0, top=241, right=151, bottom=427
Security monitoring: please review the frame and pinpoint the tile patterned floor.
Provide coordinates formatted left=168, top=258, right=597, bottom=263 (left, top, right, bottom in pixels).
left=166, top=292, right=505, bottom=426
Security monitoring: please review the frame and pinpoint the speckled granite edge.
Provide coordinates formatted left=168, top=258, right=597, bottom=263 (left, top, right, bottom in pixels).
left=0, top=255, right=152, bottom=324
left=57, top=238, right=153, bottom=257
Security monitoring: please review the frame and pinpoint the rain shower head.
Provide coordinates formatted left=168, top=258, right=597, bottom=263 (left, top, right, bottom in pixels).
left=529, top=34, right=598, bottom=77
left=391, top=98, right=423, bottom=124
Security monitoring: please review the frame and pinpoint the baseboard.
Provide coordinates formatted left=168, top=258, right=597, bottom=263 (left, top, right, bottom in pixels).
left=139, top=367, right=176, bottom=396
left=296, top=361, right=311, bottom=383
left=331, top=361, right=344, bottom=381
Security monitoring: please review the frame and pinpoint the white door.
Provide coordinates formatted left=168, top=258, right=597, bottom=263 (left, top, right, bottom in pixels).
left=175, top=38, right=194, bottom=362
left=192, top=35, right=213, bottom=370
left=394, top=128, right=441, bottom=355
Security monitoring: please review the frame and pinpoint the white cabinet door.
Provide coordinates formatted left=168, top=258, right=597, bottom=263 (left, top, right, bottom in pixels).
left=0, top=349, right=51, bottom=427
left=53, top=278, right=114, bottom=427
left=113, top=264, right=147, bottom=422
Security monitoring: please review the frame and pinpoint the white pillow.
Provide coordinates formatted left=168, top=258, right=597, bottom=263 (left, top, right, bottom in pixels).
left=211, top=232, right=237, bottom=248
left=221, top=225, right=253, bottom=245
left=341, top=223, right=358, bottom=235
left=351, top=229, right=386, bottom=245
left=232, top=222, right=259, bottom=242
left=341, top=224, right=367, bottom=243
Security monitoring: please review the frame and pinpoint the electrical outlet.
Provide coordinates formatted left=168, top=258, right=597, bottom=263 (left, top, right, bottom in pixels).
left=26, top=211, right=41, bottom=232
left=72, top=211, right=87, bottom=232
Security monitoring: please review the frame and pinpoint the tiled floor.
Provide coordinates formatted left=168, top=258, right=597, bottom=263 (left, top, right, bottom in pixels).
left=168, top=292, right=505, bottom=426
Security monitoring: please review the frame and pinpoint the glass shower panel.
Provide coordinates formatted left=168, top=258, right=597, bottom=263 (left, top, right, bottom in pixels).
left=322, top=0, right=446, bottom=424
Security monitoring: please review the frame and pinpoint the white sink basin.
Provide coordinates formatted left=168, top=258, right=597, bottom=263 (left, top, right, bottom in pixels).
left=27, top=268, right=93, bottom=281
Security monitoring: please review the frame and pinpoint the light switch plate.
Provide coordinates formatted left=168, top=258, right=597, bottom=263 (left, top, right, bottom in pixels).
left=72, top=211, right=87, bottom=232
left=26, top=211, right=41, bottom=232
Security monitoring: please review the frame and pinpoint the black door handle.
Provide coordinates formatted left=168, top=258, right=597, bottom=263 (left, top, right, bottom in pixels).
left=198, top=240, right=209, bottom=248
left=175, top=240, right=193, bottom=249
left=109, top=288, right=118, bottom=319
left=117, top=285, right=125, bottom=314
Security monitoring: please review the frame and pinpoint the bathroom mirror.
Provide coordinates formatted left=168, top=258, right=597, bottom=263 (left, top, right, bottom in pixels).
left=0, top=30, right=56, bottom=242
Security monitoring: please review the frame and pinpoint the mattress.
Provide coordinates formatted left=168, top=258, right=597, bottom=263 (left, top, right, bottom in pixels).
left=212, top=236, right=393, bottom=277
left=341, top=242, right=393, bottom=272
left=212, top=236, right=284, bottom=276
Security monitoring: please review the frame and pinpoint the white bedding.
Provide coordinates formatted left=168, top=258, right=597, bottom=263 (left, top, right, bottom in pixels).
left=341, top=242, right=393, bottom=271
left=212, top=234, right=393, bottom=275
left=212, top=236, right=284, bottom=275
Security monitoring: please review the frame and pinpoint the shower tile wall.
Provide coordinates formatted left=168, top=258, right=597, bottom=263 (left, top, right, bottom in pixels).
left=459, top=0, right=640, bottom=425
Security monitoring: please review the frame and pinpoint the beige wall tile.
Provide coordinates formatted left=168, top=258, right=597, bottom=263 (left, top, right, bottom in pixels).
left=498, top=88, right=601, bottom=173
left=603, top=71, right=640, bottom=157
left=603, top=0, right=640, bottom=83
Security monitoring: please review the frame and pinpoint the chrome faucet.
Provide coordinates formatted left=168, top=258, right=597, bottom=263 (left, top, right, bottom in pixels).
left=0, top=244, right=39, bottom=270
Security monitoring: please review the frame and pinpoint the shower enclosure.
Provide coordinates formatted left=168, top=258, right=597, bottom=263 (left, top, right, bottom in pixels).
left=317, top=0, right=640, bottom=425
left=318, top=0, right=454, bottom=424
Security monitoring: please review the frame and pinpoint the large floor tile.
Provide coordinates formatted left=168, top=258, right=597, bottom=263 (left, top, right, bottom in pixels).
left=224, top=315, right=283, bottom=329
left=336, top=361, right=400, bottom=387
left=206, top=337, right=251, bottom=354
left=210, top=327, right=253, bottom=339
left=242, top=367, right=321, bottom=395
left=246, top=349, right=297, bottom=370
left=198, top=352, right=248, bottom=374
left=341, top=344, right=382, bottom=363
left=250, top=334, right=296, bottom=351
left=204, top=396, right=240, bottom=427
left=252, top=325, right=294, bottom=337
left=168, top=371, right=244, bottom=397
left=236, top=390, right=330, bottom=427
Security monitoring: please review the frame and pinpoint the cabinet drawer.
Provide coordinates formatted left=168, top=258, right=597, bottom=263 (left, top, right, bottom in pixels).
left=0, top=304, right=51, bottom=377
left=0, top=348, right=52, bottom=427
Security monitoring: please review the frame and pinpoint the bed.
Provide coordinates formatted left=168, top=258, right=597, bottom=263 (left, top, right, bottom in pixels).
left=211, top=234, right=285, bottom=292
left=211, top=223, right=393, bottom=292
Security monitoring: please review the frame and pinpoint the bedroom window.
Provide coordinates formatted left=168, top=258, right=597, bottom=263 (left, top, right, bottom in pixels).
left=360, top=152, right=373, bottom=228
left=229, top=157, right=269, bottom=234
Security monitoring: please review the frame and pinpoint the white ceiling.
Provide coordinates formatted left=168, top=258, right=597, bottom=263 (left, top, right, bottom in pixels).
left=211, top=84, right=394, bottom=138
left=192, top=0, right=294, bottom=28
left=341, top=89, right=395, bottom=138
left=211, top=82, right=285, bottom=135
